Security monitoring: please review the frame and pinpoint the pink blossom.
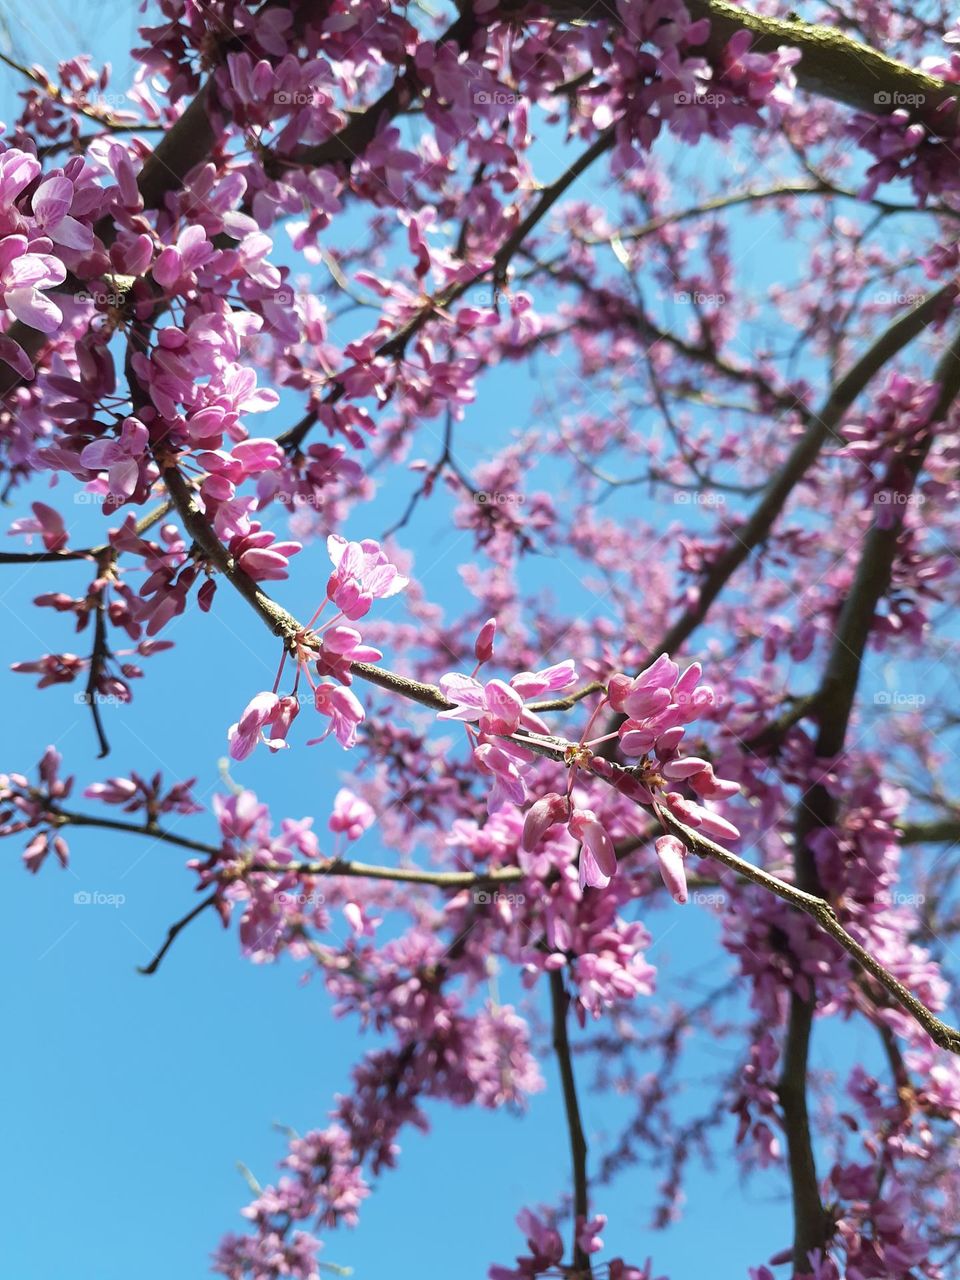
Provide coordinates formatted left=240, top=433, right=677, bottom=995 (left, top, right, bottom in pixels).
left=309, top=683, right=364, bottom=748
left=228, top=692, right=299, bottom=760
left=522, top=792, right=570, bottom=850
left=80, top=418, right=150, bottom=501
left=474, top=617, right=497, bottom=663
left=228, top=522, right=301, bottom=582
left=325, top=535, right=408, bottom=619
left=439, top=661, right=577, bottom=734
left=8, top=501, right=66, bottom=552
left=329, top=788, right=375, bottom=841
left=31, top=175, right=94, bottom=250
left=153, top=223, right=217, bottom=289
left=0, top=234, right=66, bottom=332
left=570, top=808, right=618, bottom=890
left=655, top=834, right=688, bottom=904
left=576, top=1214, right=607, bottom=1255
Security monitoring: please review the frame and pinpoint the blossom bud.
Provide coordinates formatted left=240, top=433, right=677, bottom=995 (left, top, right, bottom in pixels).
left=474, top=617, right=496, bottom=664
left=570, top=808, right=617, bottom=889
left=522, top=792, right=570, bottom=850
left=655, top=834, right=688, bottom=903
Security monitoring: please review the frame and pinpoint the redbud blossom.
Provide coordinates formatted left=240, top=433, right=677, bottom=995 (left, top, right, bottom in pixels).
left=309, top=683, right=364, bottom=749
left=329, top=788, right=375, bottom=841
left=570, top=808, right=618, bottom=890
left=228, top=692, right=299, bottom=760
left=655, top=835, right=689, bottom=904
left=474, top=617, right=496, bottom=664
left=326, top=535, right=408, bottom=619
left=522, top=792, right=570, bottom=850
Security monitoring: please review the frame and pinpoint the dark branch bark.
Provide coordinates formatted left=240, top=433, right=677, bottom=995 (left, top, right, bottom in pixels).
left=550, top=969, right=592, bottom=1276
left=781, top=324, right=960, bottom=1270
left=546, top=0, right=960, bottom=126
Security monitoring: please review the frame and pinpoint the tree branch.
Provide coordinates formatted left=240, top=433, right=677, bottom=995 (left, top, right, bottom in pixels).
left=550, top=969, right=592, bottom=1276
left=138, top=891, right=219, bottom=975
left=654, top=284, right=957, bottom=658
left=547, top=0, right=960, bottom=125
left=156, top=445, right=960, bottom=1055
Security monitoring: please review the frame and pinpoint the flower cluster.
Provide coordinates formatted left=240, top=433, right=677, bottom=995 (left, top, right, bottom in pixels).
left=228, top=536, right=407, bottom=759
left=508, top=653, right=741, bottom=895
left=490, top=1208, right=663, bottom=1280
left=0, top=747, right=73, bottom=872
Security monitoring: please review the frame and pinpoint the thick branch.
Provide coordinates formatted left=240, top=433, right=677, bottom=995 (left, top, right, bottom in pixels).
left=777, top=325, right=960, bottom=1267
left=778, top=992, right=830, bottom=1266
left=547, top=0, right=960, bottom=125
left=899, top=818, right=960, bottom=845
left=656, top=284, right=956, bottom=658
left=550, top=969, right=592, bottom=1275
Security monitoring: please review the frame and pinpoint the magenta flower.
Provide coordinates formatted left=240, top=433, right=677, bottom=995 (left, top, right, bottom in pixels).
left=343, top=901, right=379, bottom=937
left=153, top=223, right=217, bottom=289
left=31, top=175, right=94, bottom=250
left=1, top=746, right=72, bottom=873
left=655, top=834, right=689, bottom=904
left=325, top=535, right=408, bottom=620
left=80, top=417, right=150, bottom=501
left=228, top=522, right=301, bottom=582
left=439, top=661, right=578, bottom=735
left=329, top=788, right=375, bottom=840
left=663, top=792, right=740, bottom=842
left=228, top=692, right=299, bottom=760
left=474, top=617, right=497, bottom=664
left=315, top=625, right=383, bottom=684
left=439, top=674, right=524, bottom=734
left=0, top=234, right=66, bottom=332
left=522, top=791, right=570, bottom=850
left=576, top=1214, right=607, bottom=1255
left=570, top=808, right=617, bottom=890
left=84, top=772, right=202, bottom=816
left=309, top=682, right=364, bottom=748
left=473, top=738, right=530, bottom=808
left=8, top=501, right=67, bottom=552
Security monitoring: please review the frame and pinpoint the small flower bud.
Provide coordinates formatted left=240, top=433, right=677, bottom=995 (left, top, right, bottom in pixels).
left=655, top=834, right=688, bottom=904
left=474, top=617, right=496, bottom=664
left=522, top=791, right=570, bottom=850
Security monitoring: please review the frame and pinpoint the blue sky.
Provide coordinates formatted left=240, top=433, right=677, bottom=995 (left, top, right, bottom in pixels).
left=0, top=4, right=928, bottom=1278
